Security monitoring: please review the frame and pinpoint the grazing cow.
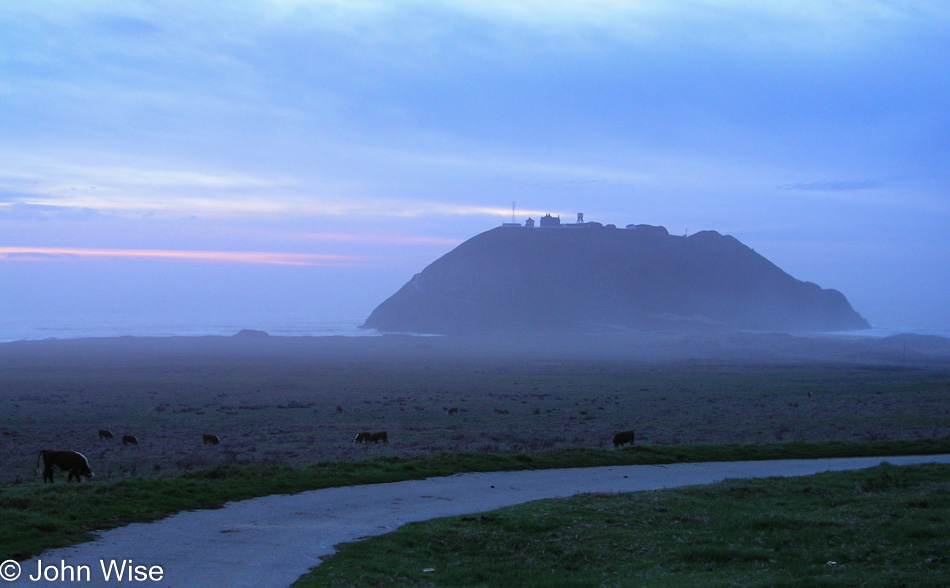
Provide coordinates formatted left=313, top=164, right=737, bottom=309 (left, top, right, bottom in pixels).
left=370, top=431, right=388, bottom=444
left=98, top=429, right=114, bottom=440
left=354, top=432, right=372, bottom=444
left=36, top=450, right=94, bottom=483
left=202, top=433, right=220, bottom=445
left=122, top=435, right=138, bottom=446
left=447, top=407, right=459, bottom=416
left=612, top=430, right=636, bottom=448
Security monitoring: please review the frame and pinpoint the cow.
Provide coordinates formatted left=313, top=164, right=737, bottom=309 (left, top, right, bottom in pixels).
left=354, top=432, right=372, bottom=444
left=202, top=433, right=220, bottom=445
left=447, top=407, right=459, bottom=416
left=36, top=450, right=94, bottom=483
left=370, top=431, right=388, bottom=444
left=98, top=429, right=114, bottom=440
left=122, top=435, right=138, bottom=446
left=612, top=430, right=636, bottom=448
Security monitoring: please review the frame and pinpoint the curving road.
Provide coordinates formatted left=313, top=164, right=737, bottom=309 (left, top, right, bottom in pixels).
left=11, top=455, right=950, bottom=587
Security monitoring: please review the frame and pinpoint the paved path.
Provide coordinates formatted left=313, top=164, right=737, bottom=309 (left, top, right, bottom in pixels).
left=10, top=455, right=950, bottom=587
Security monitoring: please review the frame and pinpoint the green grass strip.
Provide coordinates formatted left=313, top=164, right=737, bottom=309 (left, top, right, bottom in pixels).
left=297, top=463, right=950, bottom=587
left=2, top=437, right=949, bottom=561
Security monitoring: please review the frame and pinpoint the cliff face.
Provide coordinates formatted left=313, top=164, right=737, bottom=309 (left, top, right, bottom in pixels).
left=362, top=225, right=870, bottom=334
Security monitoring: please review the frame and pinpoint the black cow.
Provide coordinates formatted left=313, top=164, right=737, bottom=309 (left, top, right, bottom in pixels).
left=612, top=430, right=636, bottom=448
left=370, top=431, right=388, bottom=444
left=122, top=435, right=138, bottom=446
left=36, top=450, right=94, bottom=483
left=202, top=433, right=220, bottom=445
left=447, top=408, right=459, bottom=416
left=354, top=432, right=372, bottom=444
left=98, top=429, right=114, bottom=440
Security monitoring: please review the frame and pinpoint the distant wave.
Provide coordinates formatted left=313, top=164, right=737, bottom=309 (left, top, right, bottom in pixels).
left=0, top=318, right=379, bottom=343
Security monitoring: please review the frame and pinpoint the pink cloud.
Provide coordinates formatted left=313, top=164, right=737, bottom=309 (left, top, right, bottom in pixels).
left=0, top=247, right=366, bottom=266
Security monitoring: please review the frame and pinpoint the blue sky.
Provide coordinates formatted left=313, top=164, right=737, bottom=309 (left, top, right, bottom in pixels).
left=1, top=1, right=948, bottom=333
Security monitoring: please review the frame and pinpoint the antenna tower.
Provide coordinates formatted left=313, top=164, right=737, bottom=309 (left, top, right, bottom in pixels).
left=512, top=201, right=516, bottom=223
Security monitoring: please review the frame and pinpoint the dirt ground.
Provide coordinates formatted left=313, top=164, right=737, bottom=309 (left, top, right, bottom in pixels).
left=2, top=332, right=949, bottom=485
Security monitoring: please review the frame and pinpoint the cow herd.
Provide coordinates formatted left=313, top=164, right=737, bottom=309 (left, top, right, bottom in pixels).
left=37, top=423, right=637, bottom=484
left=96, top=430, right=214, bottom=448
left=97, top=429, right=141, bottom=445
left=37, top=427, right=390, bottom=484
left=34, top=429, right=225, bottom=484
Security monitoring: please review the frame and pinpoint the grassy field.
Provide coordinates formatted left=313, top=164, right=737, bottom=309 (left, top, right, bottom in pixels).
left=2, top=438, right=950, bottom=562
left=296, top=462, right=950, bottom=587
left=2, top=335, right=949, bottom=485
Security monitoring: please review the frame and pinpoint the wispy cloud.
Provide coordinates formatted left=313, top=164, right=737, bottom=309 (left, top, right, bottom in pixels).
left=258, top=1, right=945, bottom=30
left=0, top=152, right=567, bottom=219
left=0, top=192, right=551, bottom=221
left=252, top=0, right=949, bottom=53
left=11, top=1, right=943, bottom=62
left=0, top=156, right=303, bottom=217
left=365, top=202, right=548, bottom=219
left=0, top=247, right=366, bottom=266
left=2, top=156, right=294, bottom=191
left=781, top=180, right=884, bottom=192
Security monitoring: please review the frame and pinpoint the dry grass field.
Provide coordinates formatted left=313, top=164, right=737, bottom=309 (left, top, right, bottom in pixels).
left=2, top=332, right=949, bottom=485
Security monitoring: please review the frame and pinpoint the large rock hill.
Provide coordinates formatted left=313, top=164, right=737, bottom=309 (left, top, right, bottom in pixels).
left=362, top=224, right=870, bottom=334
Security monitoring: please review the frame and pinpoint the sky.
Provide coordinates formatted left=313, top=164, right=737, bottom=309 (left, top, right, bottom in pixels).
left=1, top=0, right=948, bottom=335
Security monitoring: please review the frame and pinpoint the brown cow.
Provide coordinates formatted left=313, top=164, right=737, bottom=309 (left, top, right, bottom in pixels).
left=98, top=429, right=114, bottom=440
left=370, top=431, right=388, bottom=444
left=36, top=450, right=94, bottom=483
left=202, top=434, right=220, bottom=445
left=122, top=435, right=138, bottom=446
left=612, top=430, right=636, bottom=448
left=354, top=432, right=372, bottom=444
